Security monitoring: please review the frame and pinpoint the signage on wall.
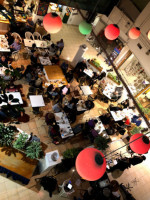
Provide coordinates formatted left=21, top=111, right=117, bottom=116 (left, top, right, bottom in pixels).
left=37, top=2, right=49, bottom=16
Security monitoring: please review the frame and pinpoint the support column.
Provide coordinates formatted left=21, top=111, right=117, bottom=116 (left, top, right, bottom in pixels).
left=71, top=44, right=88, bottom=67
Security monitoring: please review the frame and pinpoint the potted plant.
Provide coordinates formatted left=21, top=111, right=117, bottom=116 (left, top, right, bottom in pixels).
left=94, top=135, right=110, bottom=150
left=0, top=123, right=15, bottom=147
left=25, top=141, right=42, bottom=159
left=13, top=133, right=28, bottom=150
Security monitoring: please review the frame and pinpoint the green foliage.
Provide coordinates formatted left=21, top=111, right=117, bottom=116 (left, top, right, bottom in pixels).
left=13, top=133, right=28, bottom=150
left=5, top=68, right=22, bottom=80
left=138, top=102, right=150, bottom=115
left=130, top=126, right=142, bottom=135
left=63, top=147, right=83, bottom=159
left=25, top=141, right=42, bottom=159
left=0, top=123, right=15, bottom=147
left=0, top=77, right=10, bottom=90
left=108, top=73, right=121, bottom=85
left=94, top=135, right=110, bottom=150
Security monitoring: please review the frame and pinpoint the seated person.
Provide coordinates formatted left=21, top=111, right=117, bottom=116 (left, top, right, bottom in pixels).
left=109, top=104, right=123, bottom=111
left=10, top=39, right=21, bottom=52
left=30, top=43, right=37, bottom=53
left=121, top=99, right=129, bottom=109
left=28, top=132, right=40, bottom=142
left=0, top=55, right=8, bottom=67
left=89, top=72, right=99, bottom=87
left=34, top=77, right=43, bottom=89
left=57, top=84, right=70, bottom=103
left=51, top=55, right=59, bottom=65
left=97, top=71, right=106, bottom=80
left=0, top=107, right=7, bottom=121
left=47, top=84, right=59, bottom=98
left=64, top=101, right=76, bottom=113
left=65, top=70, right=73, bottom=83
left=110, top=91, right=122, bottom=101
left=85, top=100, right=94, bottom=110
left=61, top=62, right=68, bottom=74
left=25, top=16, right=35, bottom=33
left=30, top=52, right=38, bottom=65
left=125, top=116, right=131, bottom=125
left=48, top=125, right=60, bottom=145
left=74, top=60, right=87, bottom=80
left=99, top=113, right=112, bottom=125
left=42, top=33, right=51, bottom=41
left=88, top=119, right=98, bottom=128
left=45, top=112, right=55, bottom=125
left=131, top=115, right=142, bottom=126
left=91, top=129, right=99, bottom=138
left=5, top=32, right=14, bottom=45
left=48, top=43, right=58, bottom=54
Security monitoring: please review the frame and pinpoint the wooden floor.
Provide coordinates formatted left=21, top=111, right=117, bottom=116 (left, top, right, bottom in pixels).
left=0, top=147, right=38, bottom=179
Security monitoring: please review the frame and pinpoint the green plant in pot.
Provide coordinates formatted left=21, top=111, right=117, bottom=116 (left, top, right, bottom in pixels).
left=25, top=141, right=42, bottom=159
left=13, top=133, right=28, bottom=150
left=0, top=123, right=15, bottom=146
left=94, top=135, right=110, bottom=150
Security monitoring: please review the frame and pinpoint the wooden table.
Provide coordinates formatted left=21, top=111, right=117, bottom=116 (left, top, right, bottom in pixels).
left=43, top=65, right=68, bottom=86
left=0, top=147, right=38, bottom=184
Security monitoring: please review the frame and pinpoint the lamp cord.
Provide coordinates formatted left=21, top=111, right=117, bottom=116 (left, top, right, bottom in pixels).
left=104, top=131, right=150, bottom=158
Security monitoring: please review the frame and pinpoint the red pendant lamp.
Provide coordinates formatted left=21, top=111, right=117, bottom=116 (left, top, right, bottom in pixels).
left=76, top=148, right=106, bottom=181
left=43, top=12, right=62, bottom=34
left=129, top=133, right=150, bottom=154
left=128, top=27, right=141, bottom=39
left=147, top=30, right=150, bottom=40
left=104, top=24, right=120, bottom=40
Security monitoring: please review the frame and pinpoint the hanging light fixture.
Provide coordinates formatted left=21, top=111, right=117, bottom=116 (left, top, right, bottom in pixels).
left=43, top=12, right=62, bottom=34
left=147, top=30, right=150, bottom=40
left=104, top=24, right=120, bottom=40
left=79, top=21, right=92, bottom=35
left=129, top=133, right=150, bottom=154
left=128, top=27, right=141, bottom=39
left=76, top=148, right=106, bottom=181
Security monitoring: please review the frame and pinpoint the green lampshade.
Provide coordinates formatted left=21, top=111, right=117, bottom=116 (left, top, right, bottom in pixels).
left=79, top=21, right=92, bottom=35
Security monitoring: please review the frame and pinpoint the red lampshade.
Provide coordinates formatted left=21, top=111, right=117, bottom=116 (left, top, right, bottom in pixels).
left=148, top=30, right=150, bottom=40
left=104, top=24, right=120, bottom=40
left=128, top=27, right=141, bottom=39
left=76, top=148, right=106, bottom=181
left=43, top=12, right=62, bottom=34
left=129, top=133, right=150, bottom=154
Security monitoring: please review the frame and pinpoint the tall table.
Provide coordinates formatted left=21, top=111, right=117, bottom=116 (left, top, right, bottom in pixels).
left=0, top=92, right=23, bottom=106
left=29, top=95, right=45, bottom=107
left=24, top=39, right=52, bottom=48
left=54, top=112, right=74, bottom=139
left=43, top=65, right=68, bottom=87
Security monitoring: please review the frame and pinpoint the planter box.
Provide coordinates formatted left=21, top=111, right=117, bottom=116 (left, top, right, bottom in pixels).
left=107, top=74, right=121, bottom=85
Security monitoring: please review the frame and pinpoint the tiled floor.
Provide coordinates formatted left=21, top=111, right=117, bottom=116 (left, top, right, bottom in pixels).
left=0, top=23, right=150, bottom=200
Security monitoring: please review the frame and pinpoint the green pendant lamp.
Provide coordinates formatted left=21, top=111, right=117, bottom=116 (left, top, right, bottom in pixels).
left=79, top=21, right=92, bottom=35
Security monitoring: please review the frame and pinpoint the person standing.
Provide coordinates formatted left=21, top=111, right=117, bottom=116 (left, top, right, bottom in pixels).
left=57, top=39, right=64, bottom=55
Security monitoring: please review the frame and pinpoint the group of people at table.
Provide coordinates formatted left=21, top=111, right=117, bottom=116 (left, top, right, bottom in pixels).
left=0, top=28, right=146, bottom=146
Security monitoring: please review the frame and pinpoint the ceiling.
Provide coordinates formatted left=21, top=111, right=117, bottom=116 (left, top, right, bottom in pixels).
left=43, top=0, right=120, bottom=16
left=130, top=0, right=150, bottom=11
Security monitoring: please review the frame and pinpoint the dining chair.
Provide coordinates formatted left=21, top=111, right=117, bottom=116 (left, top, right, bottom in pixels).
left=25, top=31, right=34, bottom=40
left=33, top=32, right=42, bottom=40
left=11, top=32, right=22, bottom=43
